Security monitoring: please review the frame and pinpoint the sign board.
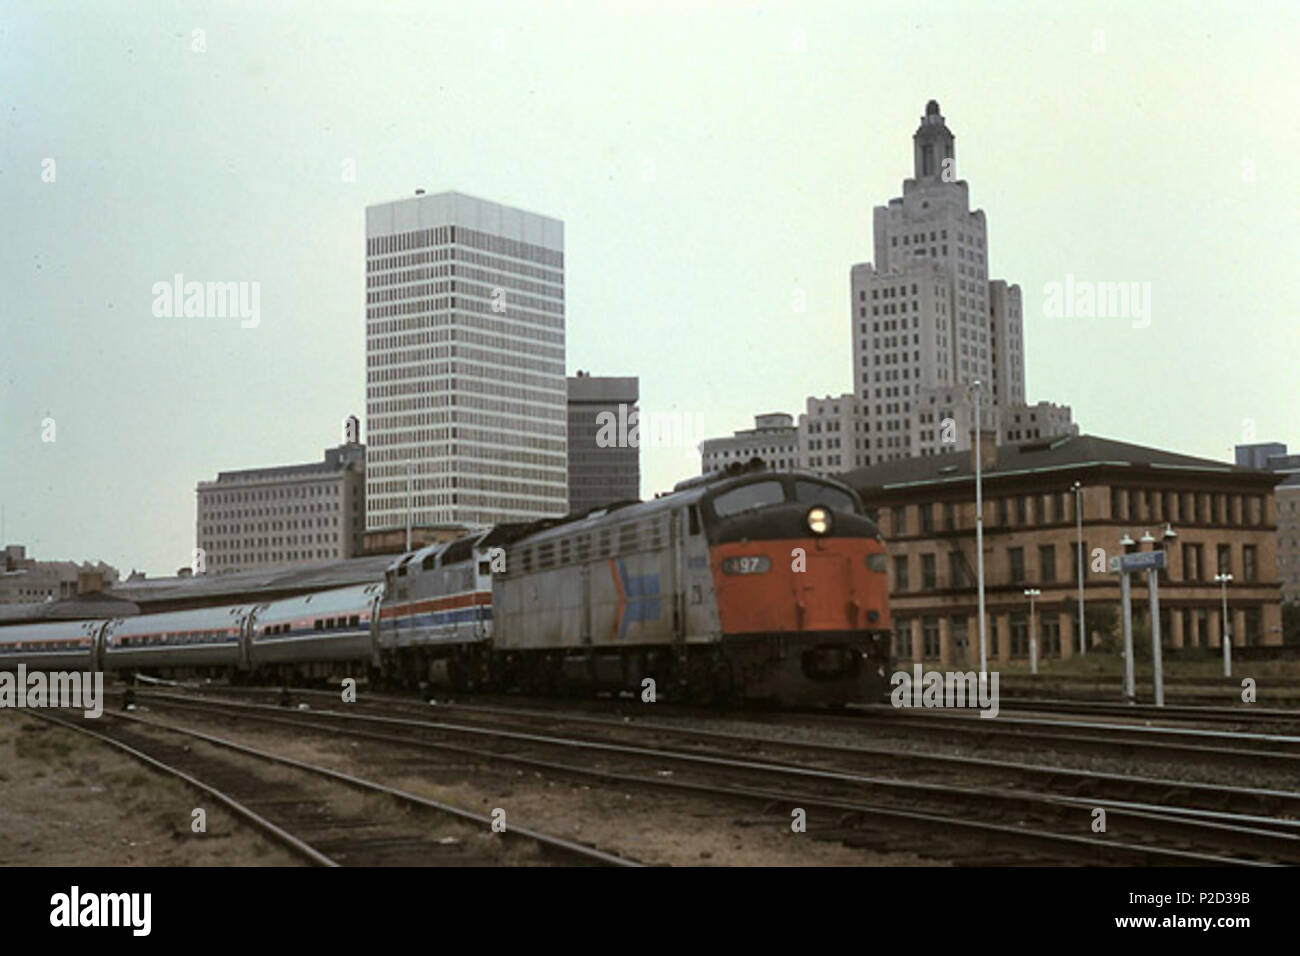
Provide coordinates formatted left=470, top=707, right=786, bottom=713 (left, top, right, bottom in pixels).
left=1118, top=550, right=1167, bottom=573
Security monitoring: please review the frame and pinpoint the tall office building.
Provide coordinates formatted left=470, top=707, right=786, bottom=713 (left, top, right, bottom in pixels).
left=567, top=372, right=640, bottom=515
left=697, top=100, right=1073, bottom=476
left=851, top=100, right=1057, bottom=465
left=365, top=191, right=568, bottom=531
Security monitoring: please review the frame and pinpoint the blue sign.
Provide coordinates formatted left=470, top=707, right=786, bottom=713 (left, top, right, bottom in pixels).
left=1119, top=550, right=1167, bottom=573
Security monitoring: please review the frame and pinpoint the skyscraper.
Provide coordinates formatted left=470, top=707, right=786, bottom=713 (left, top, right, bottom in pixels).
left=851, top=100, right=1044, bottom=465
left=566, top=372, right=640, bottom=514
left=365, top=191, right=568, bottom=531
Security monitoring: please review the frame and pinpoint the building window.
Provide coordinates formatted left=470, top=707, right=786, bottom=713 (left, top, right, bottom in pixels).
left=1217, top=544, right=1232, bottom=575
left=893, top=555, right=910, bottom=592
left=1015, top=496, right=1028, bottom=525
left=893, top=619, right=913, bottom=658
left=920, top=503, right=934, bottom=534
left=1243, top=545, right=1258, bottom=582
left=892, top=506, right=907, bottom=536
left=948, top=551, right=968, bottom=588
left=944, top=502, right=956, bottom=531
left=1182, top=543, right=1204, bottom=582
left=921, top=554, right=937, bottom=590
left=1010, top=612, right=1028, bottom=658
left=1041, top=615, right=1061, bottom=657
left=1008, top=547, right=1025, bottom=584
left=922, top=616, right=940, bottom=658
left=1244, top=607, right=1261, bottom=646
left=1039, top=544, right=1056, bottom=583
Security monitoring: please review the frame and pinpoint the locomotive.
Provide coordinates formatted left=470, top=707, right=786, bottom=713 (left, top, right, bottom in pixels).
left=0, top=467, right=893, bottom=706
left=486, top=466, right=893, bottom=705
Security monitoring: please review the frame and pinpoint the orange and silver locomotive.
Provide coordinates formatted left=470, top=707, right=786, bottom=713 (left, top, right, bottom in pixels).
left=491, top=464, right=892, bottom=705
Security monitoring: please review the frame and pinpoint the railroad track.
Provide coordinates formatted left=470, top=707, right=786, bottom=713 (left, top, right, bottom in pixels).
left=993, top=695, right=1300, bottom=727
left=846, top=704, right=1300, bottom=771
left=27, top=707, right=637, bottom=868
left=149, top=680, right=1300, bottom=768
left=999, top=676, right=1300, bottom=706
left=119, top=687, right=1298, bottom=866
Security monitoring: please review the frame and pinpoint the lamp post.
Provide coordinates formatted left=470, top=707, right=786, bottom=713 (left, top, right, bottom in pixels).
left=1119, top=531, right=1136, bottom=701
left=405, top=459, right=413, bottom=552
left=1072, top=481, right=1086, bottom=656
left=1140, top=529, right=1165, bottom=708
left=1024, top=588, right=1041, bottom=675
left=970, top=380, right=987, bottom=678
left=1215, top=572, right=1233, bottom=677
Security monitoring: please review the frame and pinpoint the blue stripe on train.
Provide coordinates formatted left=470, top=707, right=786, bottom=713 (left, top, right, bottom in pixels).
left=384, top=607, right=487, bottom=628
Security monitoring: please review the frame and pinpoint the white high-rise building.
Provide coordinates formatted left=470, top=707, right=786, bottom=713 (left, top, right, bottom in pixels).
left=365, top=191, right=567, bottom=531
left=851, top=100, right=1058, bottom=465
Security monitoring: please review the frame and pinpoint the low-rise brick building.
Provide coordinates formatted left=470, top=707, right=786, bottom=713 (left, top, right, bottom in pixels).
left=841, top=434, right=1285, bottom=665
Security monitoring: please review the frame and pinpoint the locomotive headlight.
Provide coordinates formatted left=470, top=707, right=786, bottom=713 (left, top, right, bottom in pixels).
left=806, top=506, right=832, bottom=535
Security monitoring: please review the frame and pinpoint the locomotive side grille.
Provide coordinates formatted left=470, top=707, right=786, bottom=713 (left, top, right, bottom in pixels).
left=617, top=523, right=638, bottom=553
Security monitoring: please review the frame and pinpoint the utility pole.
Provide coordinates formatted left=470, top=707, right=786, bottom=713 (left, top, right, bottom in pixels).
left=1117, top=532, right=1136, bottom=702
left=1216, top=572, right=1233, bottom=677
left=971, top=381, right=987, bottom=678
left=1149, top=564, right=1164, bottom=707
left=1073, top=481, right=1086, bottom=655
left=405, top=459, right=413, bottom=552
left=1024, top=588, right=1041, bottom=675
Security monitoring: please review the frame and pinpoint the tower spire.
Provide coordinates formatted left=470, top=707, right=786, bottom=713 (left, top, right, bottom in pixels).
left=913, top=99, right=955, bottom=183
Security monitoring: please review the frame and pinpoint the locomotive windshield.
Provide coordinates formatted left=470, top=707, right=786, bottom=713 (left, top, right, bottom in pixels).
left=711, top=480, right=785, bottom=517
left=793, top=480, right=857, bottom=514
left=707, top=475, right=861, bottom=520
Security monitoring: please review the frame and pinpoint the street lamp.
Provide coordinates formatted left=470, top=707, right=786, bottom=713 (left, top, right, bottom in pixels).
left=1024, top=588, right=1041, bottom=675
left=1215, top=572, right=1233, bottom=677
left=1119, top=531, right=1136, bottom=701
left=969, top=380, right=987, bottom=678
left=1072, top=481, right=1085, bottom=657
left=405, top=459, right=413, bottom=552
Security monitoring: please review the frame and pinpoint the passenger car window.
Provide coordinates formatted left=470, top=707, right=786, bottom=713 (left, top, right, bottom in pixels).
left=712, top=481, right=785, bottom=518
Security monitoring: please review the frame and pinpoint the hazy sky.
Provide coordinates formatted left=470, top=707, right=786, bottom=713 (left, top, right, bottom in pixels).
left=4, top=1, right=1298, bottom=576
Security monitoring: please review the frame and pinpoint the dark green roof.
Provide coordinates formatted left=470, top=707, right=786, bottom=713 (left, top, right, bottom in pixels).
left=841, top=434, right=1279, bottom=496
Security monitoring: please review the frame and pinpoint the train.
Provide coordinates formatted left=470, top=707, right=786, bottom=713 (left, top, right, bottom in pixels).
left=0, top=466, right=893, bottom=706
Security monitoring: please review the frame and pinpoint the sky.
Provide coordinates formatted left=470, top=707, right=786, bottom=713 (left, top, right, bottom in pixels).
left=3, top=0, right=1298, bottom=576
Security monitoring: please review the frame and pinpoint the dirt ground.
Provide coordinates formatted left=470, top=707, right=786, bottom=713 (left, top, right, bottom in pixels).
left=0, top=708, right=942, bottom=867
left=0, top=712, right=299, bottom=866
left=137, top=707, right=947, bottom=867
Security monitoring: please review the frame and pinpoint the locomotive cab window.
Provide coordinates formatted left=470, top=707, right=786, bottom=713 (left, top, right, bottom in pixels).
left=711, top=480, right=784, bottom=518
left=794, top=480, right=858, bottom=514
